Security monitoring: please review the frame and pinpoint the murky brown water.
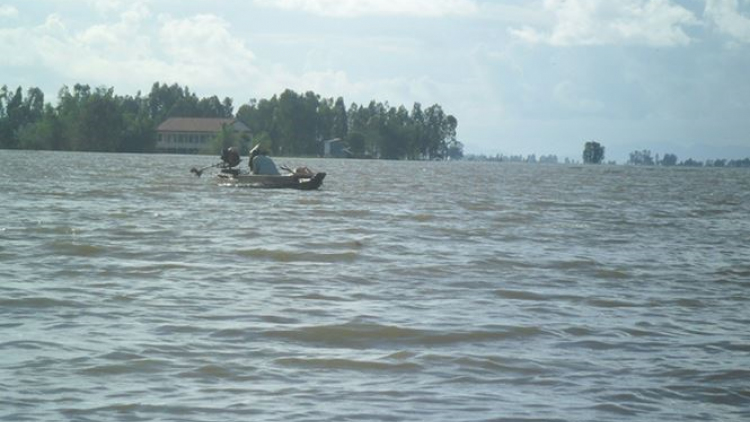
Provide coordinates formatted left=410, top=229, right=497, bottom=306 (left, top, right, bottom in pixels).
left=2, top=150, right=749, bottom=421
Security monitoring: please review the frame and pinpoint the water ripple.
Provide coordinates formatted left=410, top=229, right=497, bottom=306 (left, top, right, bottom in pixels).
left=2, top=152, right=750, bottom=422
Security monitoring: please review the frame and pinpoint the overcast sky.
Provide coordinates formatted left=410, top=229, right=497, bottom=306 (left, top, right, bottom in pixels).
left=2, top=0, right=749, bottom=161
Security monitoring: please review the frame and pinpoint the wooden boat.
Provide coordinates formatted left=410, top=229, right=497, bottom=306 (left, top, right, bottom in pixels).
left=216, top=170, right=326, bottom=190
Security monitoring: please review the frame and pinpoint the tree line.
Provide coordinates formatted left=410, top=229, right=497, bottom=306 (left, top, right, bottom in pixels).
left=0, top=83, right=233, bottom=153
left=0, top=83, right=462, bottom=159
left=469, top=142, right=750, bottom=167
left=466, top=153, right=562, bottom=164
left=583, top=142, right=750, bottom=167
left=627, top=149, right=750, bottom=168
left=236, top=90, right=461, bottom=159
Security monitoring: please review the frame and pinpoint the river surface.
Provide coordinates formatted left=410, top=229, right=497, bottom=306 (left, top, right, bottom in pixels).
left=1, top=150, right=749, bottom=422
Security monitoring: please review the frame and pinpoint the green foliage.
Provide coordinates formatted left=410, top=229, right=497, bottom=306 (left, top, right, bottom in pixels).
left=1, top=86, right=40, bottom=149
left=628, top=149, right=655, bottom=165
left=346, top=132, right=367, bottom=157
left=583, top=141, right=605, bottom=164
left=680, top=158, right=703, bottom=167
left=17, top=104, right=61, bottom=150
left=202, top=123, right=252, bottom=155
left=661, top=153, right=678, bottom=166
left=1, top=82, right=462, bottom=159
left=147, top=82, right=234, bottom=123
left=332, top=97, right=348, bottom=140
left=237, top=92, right=462, bottom=159
left=0, top=82, right=234, bottom=152
left=250, top=132, right=273, bottom=153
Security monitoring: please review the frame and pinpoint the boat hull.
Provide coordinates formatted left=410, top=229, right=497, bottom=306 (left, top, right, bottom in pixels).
left=216, top=172, right=326, bottom=190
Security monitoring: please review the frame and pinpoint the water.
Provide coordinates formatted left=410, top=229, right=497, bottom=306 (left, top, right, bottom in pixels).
left=1, top=150, right=749, bottom=422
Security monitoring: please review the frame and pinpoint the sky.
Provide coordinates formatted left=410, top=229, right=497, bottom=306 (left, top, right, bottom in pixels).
left=1, top=0, right=749, bottom=162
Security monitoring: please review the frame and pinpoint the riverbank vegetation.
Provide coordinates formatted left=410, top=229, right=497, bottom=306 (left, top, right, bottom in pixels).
left=0, top=83, right=463, bottom=160
left=467, top=143, right=750, bottom=168
left=627, top=149, right=750, bottom=168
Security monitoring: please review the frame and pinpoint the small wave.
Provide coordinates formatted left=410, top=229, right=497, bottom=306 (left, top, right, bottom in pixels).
left=406, top=212, right=435, bottom=222
left=460, top=201, right=499, bottom=212
left=700, top=341, right=750, bottom=353
left=562, top=326, right=598, bottom=337
left=689, top=208, right=732, bottom=218
left=178, top=364, right=237, bottom=379
left=0, top=297, right=80, bottom=309
left=442, top=375, right=500, bottom=385
left=586, top=298, right=640, bottom=308
left=384, top=350, right=418, bottom=360
left=296, top=197, right=323, bottom=205
left=48, top=240, right=105, bottom=257
left=335, top=209, right=372, bottom=218
left=598, top=392, right=661, bottom=406
left=492, top=212, right=538, bottom=225
left=263, top=322, right=547, bottom=348
left=154, top=324, right=205, bottom=335
left=450, top=355, right=547, bottom=376
left=235, top=248, right=358, bottom=263
left=714, top=266, right=750, bottom=279
left=472, top=256, right=535, bottom=269
left=617, top=327, right=673, bottom=338
left=79, top=359, right=171, bottom=376
left=99, top=351, right=145, bottom=361
left=494, top=289, right=549, bottom=301
left=292, top=293, right=350, bottom=301
left=275, top=357, right=421, bottom=372
left=23, top=225, right=79, bottom=235
left=701, top=369, right=750, bottom=383
left=494, top=289, right=588, bottom=305
left=593, top=268, right=633, bottom=280
left=544, top=258, right=600, bottom=270
left=664, top=385, right=750, bottom=407
left=210, top=328, right=252, bottom=340
left=558, top=340, right=620, bottom=350
left=669, top=298, right=706, bottom=308
left=304, top=239, right=366, bottom=250
left=586, top=402, right=643, bottom=416
left=107, top=294, right=138, bottom=303
left=0, top=340, right=62, bottom=350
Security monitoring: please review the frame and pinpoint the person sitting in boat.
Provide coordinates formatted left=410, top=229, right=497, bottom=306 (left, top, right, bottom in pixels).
left=249, top=144, right=280, bottom=175
left=220, top=147, right=241, bottom=168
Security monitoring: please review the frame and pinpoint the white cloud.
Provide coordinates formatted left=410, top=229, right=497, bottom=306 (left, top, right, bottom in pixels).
left=76, top=4, right=151, bottom=57
left=509, top=0, right=698, bottom=46
left=159, top=15, right=255, bottom=65
left=88, top=0, right=127, bottom=15
left=27, top=12, right=163, bottom=89
left=0, top=4, right=261, bottom=96
left=156, top=14, right=261, bottom=91
left=705, top=0, right=750, bottom=43
left=0, top=4, right=19, bottom=18
left=0, top=14, right=68, bottom=67
left=252, top=0, right=478, bottom=18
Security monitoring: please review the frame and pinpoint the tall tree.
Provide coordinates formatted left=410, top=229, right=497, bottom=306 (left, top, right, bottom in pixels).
left=628, top=149, right=654, bottom=165
left=332, top=97, right=348, bottom=140
left=1, top=87, right=24, bottom=148
left=583, top=141, right=605, bottom=164
left=317, top=97, right=335, bottom=142
left=17, top=103, right=62, bottom=150
left=78, top=87, right=124, bottom=151
left=424, top=104, right=446, bottom=159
